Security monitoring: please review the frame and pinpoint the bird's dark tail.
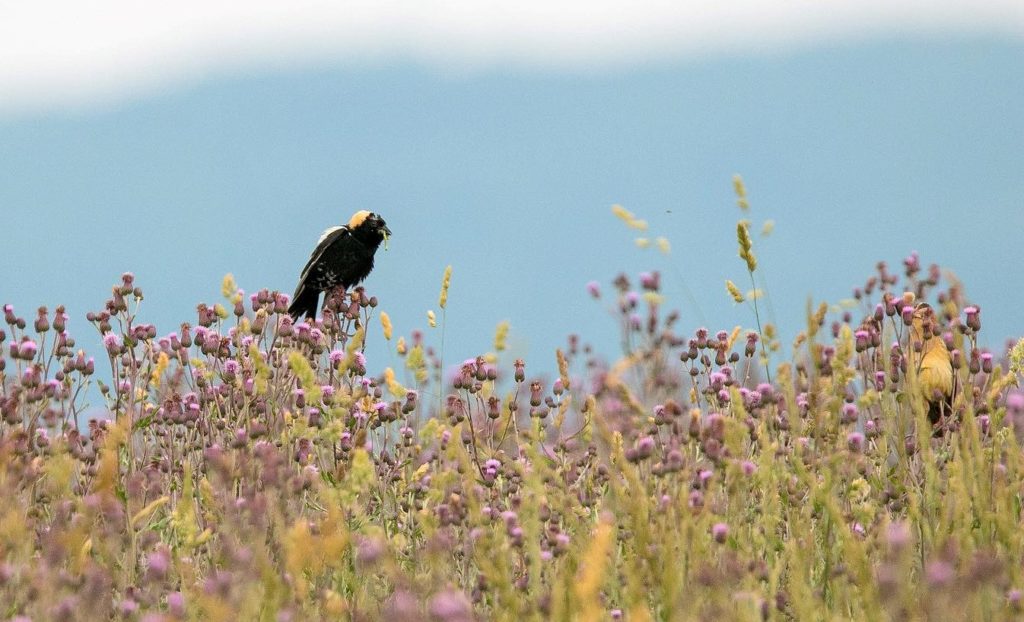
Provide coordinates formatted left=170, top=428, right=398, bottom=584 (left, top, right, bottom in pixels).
left=288, top=285, right=320, bottom=320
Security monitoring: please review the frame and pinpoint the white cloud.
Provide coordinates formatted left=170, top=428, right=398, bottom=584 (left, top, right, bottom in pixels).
left=2, top=1, right=1022, bottom=112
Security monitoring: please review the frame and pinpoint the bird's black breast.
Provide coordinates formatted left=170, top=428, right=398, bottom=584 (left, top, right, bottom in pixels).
left=302, top=228, right=377, bottom=291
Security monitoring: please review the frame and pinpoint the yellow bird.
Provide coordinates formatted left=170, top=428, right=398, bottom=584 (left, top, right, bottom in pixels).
left=909, top=302, right=954, bottom=427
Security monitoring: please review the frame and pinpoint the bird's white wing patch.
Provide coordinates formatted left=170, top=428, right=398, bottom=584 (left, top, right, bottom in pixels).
left=299, top=226, right=350, bottom=282
left=317, top=226, right=344, bottom=245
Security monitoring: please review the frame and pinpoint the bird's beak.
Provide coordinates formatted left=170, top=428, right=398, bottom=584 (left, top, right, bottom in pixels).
left=382, top=225, right=391, bottom=250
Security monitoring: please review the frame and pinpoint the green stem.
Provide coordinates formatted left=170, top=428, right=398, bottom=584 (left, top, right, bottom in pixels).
left=748, top=269, right=772, bottom=383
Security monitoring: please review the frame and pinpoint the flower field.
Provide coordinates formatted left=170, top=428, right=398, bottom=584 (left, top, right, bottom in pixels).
left=2, top=198, right=1022, bottom=621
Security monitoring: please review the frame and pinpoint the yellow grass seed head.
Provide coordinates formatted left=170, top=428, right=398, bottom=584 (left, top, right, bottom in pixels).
left=221, top=273, right=237, bottom=299
left=733, top=174, right=750, bottom=211
left=655, top=236, right=671, bottom=254
left=494, top=320, right=510, bottom=352
left=574, top=515, right=615, bottom=619
left=556, top=348, right=570, bottom=392
left=150, top=351, right=170, bottom=387
left=726, top=280, right=745, bottom=303
left=737, top=222, right=757, bottom=272
left=1009, top=337, right=1024, bottom=376
left=439, top=265, right=452, bottom=309
left=427, top=310, right=437, bottom=328
left=379, top=311, right=393, bottom=341
left=383, top=367, right=407, bottom=398
left=611, top=204, right=634, bottom=222
left=727, top=326, right=742, bottom=349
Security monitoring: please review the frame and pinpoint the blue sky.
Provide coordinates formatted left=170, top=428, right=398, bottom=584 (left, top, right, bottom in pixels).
left=1, top=6, right=1023, bottom=390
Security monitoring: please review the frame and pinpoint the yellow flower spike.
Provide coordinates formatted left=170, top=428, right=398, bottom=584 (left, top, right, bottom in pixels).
left=635, top=238, right=650, bottom=249
left=131, top=496, right=169, bottom=528
left=761, top=219, right=775, bottom=236
left=556, top=349, right=570, bottom=393
left=727, top=326, right=742, bottom=350
left=439, top=265, right=452, bottom=309
left=427, top=310, right=436, bottom=328
left=380, top=312, right=393, bottom=341
left=737, top=221, right=757, bottom=272
left=611, top=204, right=635, bottom=222
left=628, top=219, right=648, bottom=231
left=383, top=367, right=407, bottom=398
left=575, top=516, right=614, bottom=620
left=77, top=538, right=93, bottom=568
left=213, top=303, right=229, bottom=320
left=642, top=292, right=663, bottom=306
left=726, top=280, right=745, bottom=303
left=733, top=174, right=750, bottom=211
left=494, top=320, right=510, bottom=352
left=221, top=273, right=237, bottom=299
left=396, top=336, right=407, bottom=355
left=655, top=236, right=671, bottom=254
left=150, top=351, right=169, bottom=387
left=1010, top=338, right=1024, bottom=376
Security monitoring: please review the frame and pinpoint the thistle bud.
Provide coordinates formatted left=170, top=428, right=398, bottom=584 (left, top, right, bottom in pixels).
left=34, top=307, right=49, bottom=333
left=529, top=382, right=543, bottom=407
left=969, top=349, right=981, bottom=374
left=179, top=323, right=193, bottom=348
left=513, top=359, right=525, bottom=383
left=964, top=306, right=981, bottom=332
left=981, top=352, right=993, bottom=374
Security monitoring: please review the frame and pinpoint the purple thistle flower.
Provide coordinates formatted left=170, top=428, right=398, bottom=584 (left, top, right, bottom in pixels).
left=167, top=592, right=186, bottom=617
left=639, top=271, right=659, bottom=291
left=926, top=560, right=955, bottom=587
left=102, top=333, right=122, bottom=355
left=17, top=339, right=37, bottom=360
left=841, top=403, right=859, bottom=424
left=1007, top=392, right=1024, bottom=417
left=886, top=521, right=911, bottom=550
left=586, top=281, right=601, bottom=298
left=964, top=305, right=981, bottom=332
left=429, top=588, right=474, bottom=622
left=981, top=351, right=994, bottom=374
left=847, top=431, right=865, bottom=453
left=978, top=415, right=991, bottom=434
left=901, top=305, right=914, bottom=326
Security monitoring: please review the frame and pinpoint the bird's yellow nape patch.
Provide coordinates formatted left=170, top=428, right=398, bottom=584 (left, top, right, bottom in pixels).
left=348, top=210, right=372, bottom=229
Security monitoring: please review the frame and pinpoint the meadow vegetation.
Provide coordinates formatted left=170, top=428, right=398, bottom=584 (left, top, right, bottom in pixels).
left=2, top=186, right=1023, bottom=621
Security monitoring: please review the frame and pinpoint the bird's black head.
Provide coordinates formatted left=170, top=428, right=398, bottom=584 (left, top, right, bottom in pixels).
left=348, top=210, right=391, bottom=248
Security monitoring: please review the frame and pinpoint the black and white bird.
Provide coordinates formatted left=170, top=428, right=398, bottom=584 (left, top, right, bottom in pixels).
left=288, top=211, right=391, bottom=320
